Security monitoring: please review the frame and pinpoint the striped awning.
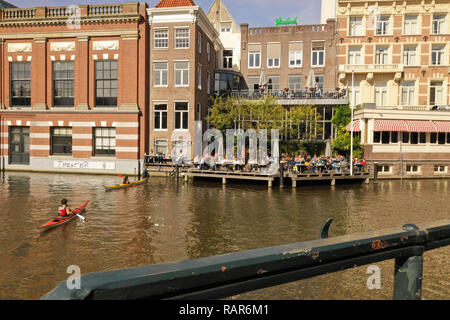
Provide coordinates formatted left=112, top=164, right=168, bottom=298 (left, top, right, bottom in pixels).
left=433, top=121, right=450, bottom=133
left=346, top=120, right=360, bottom=132
left=404, top=120, right=437, bottom=133
left=373, top=119, right=408, bottom=132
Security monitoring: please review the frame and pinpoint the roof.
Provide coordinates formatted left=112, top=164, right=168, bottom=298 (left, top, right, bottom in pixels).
left=155, top=0, right=196, bottom=8
left=0, top=0, right=16, bottom=8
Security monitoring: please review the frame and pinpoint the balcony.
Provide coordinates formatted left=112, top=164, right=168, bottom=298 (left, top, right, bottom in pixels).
left=231, top=89, right=349, bottom=106
left=339, top=64, right=404, bottom=74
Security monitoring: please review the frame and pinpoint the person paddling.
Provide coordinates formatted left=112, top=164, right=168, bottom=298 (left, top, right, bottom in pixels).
left=58, top=199, right=72, bottom=217
left=122, top=176, right=130, bottom=185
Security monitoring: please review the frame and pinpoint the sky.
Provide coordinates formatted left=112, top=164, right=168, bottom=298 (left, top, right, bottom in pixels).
left=7, top=0, right=322, bottom=26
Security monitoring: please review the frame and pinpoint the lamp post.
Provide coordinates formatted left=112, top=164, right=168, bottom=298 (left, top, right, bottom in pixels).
left=350, top=70, right=355, bottom=176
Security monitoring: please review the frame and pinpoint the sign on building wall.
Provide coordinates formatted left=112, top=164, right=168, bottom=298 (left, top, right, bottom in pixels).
left=275, top=17, right=298, bottom=27
left=54, top=160, right=116, bottom=170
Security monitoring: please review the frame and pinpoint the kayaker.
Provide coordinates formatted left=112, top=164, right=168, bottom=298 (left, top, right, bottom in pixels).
left=58, top=199, right=72, bottom=217
left=122, top=176, right=130, bottom=184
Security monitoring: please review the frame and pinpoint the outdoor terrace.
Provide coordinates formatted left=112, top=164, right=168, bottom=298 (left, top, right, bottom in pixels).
left=231, top=88, right=349, bottom=105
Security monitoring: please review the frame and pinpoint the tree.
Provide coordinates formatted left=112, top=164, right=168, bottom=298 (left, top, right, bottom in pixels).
left=331, top=105, right=363, bottom=158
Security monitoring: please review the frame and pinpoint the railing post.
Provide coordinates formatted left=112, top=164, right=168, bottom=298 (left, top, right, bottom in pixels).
left=279, top=162, right=284, bottom=188
left=393, top=224, right=423, bottom=300
left=373, top=162, right=379, bottom=184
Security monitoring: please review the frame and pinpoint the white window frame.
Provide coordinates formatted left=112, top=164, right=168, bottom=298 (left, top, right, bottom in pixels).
left=174, top=60, right=189, bottom=87
left=406, top=165, right=421, bottom=174
left=376, top=16, right=390, bottom=36
left=198, top=31, right=202, bottom=54
left=289, top=51, right=302, bottom=68
left=207, top=42, right=211, bottom=61
left=197, top=64, right=202, bottom=90
left=403, top=15, right=418, bottom=35
left=401, top=81, right=416, bottom=106
left=403, top=45, right=417, bottom=66
left=248, top=51, right=261, bottom=68
left=155, top=139, right=169, bottom=155
left=207, top=71, right=211, bottom=95
left=153, top=61, right=168, bottom=87
left=434, top=165, right=448, bottom=174
left=311, top=45, right=325, bottom=67
left=174, top=101, right=189, bottom=131
left=431, top=44, right=445, bottom=66
left=375, top=82, right=388, bottom=106
left=153, top=103, right=168, bottom=131
left=375, top=46, right=389, bottom=65
left=432, top=14, right=446, bottom=35
left=348, top=46, right=362, bottom=65
left=349, top=16, right=364, bottom=36
left=174, top=27, right=190, bottom=49
left=153, top=28, right=169, bottom=49
left=267, top=58, right=280, bottom=68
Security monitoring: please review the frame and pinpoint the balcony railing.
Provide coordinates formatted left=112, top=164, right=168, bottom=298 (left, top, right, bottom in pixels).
left=340, top=64, right=404, bottom=73
left=2, top=8, right=35, bottom=20
left=88, top=5, right=123, bottom=16
left=231, top=89, right=348, bottom=101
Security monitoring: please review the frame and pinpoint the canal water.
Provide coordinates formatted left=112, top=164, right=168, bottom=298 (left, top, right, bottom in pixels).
left=0, top=172, right=448, bottom=300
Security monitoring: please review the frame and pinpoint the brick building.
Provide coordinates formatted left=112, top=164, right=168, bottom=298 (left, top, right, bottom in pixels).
left=147, top=0, right=222, bottom=158
left=336, top=0, right=450, bottom=178
left=0, top=3, right=149, bottom=175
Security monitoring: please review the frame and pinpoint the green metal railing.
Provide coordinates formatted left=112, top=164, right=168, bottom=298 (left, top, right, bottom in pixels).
left=41, top=219, right=450, bottom=300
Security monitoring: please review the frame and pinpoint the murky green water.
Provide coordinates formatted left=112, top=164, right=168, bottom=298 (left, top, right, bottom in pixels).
left=0, top=172, right=448, bottom=299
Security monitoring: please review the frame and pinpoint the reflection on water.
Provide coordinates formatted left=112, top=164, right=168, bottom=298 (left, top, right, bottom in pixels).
left=0, top=172, right=448, bottom=299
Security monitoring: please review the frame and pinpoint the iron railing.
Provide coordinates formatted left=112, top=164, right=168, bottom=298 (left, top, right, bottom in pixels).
left=41, top=219, right=450, bottom=300
left=231, top=89, right=348, bottom=101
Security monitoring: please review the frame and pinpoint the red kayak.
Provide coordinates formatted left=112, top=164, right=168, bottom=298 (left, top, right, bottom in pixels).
left=39, top=201, right=89, bottom=232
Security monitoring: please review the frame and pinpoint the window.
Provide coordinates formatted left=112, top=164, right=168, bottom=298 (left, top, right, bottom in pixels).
left=349, top=81, right=361, bottom=106
left=207, top=42, right=211, bottom=61
left=375, top=82, right=388, bottom=106
left=312, top=45, right=325, bottom=67
left=406, top=165, right=420, bottom=173
left=207, top=72, right=211, bottom=95
left=53, top=61, right=74, bottom=107
left=94, top=127, right=116, bottom=156
left=349, top=17, right=363, bottom=36
left=434, top=165, right=447, bottom=173
left=376, top=16, right=390, bottom=35
left=247, top=76, right=260, bottom=92
left=249, top=51, right=261, bottom=68
left=410, top=132, right=419, bottom=144
left=432, top=15, right=446, bottom=34
left=175, top=28, right=190, bottom=48
left=196, top=103, right=201, bottom=121
left=404, top=16, right=418, bottom=35
left=382, top=132, right=390, bottom=144
left=348, top=47, right=362, bottom=65
left=288, top=75, right=302, bottom=91
left=431, top=45, right=445, bottom=65
left=175, top=102, right=189, bottom=130
left=197, top=65, right=202, bottom=90
left=289, top=51, right=302, bottom=67
left=154, top=29, right=168, bottom=49
left=375, top=46, right=389, bottom=64
left=154, top=104, right=168, bottom=130
left=223, top=50, right=233, bottom=68
left=438, top=132, right=446, bottom=145
left=10, top=62, right=31, bottom=107
left=155, top=139, right=168, bottom=155
left=267, top=58, right=280, bottom=68
left=402, top=132, right=410, bottom=143
left=420, top=132, right=426, bottom=144
left=380, top=165, right=391, bottom=173
left=315, top=75, right=324, bottom=92
left=403, top=45, right=417, bottom=66
left=175, top=61, right=189, bottom=87
left=267, top=76, right=280, bottom=92
left=95, top=60, right=117, bottom=107
left=373, top=131, right=381, bottom=143
left=430, top=132, right=437, bottom=144
left=198, top=31, right=202, bottom=54
left=153, top=62, right=168, bottom=87
left=391, top=132, right=399, bottom=143
left=221, top=27, right=231, bottom=33
left=51, top=127, right=72, bottom=155
left=401, top=81, right=416, bottom=106
left=430, top=81, right=444, bottom=106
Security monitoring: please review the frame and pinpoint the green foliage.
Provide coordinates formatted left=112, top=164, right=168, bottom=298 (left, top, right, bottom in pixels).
left=301, top=140, right=326, bottom=156
left=331, top=104, right=364, bottom=158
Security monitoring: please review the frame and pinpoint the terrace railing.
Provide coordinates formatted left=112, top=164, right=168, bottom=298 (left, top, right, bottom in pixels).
left=231, top=89, right=348, bottom=101
left=42, top=219, right=450, bottom=300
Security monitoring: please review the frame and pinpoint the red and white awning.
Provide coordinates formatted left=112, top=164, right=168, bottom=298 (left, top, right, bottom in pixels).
left=346, top=120, right=360, bottom=132
left=373, top=119, right=408, bottom=132
left=433, top=121, right=450, bottom=133
left=404, top=120, right=437, bottom=133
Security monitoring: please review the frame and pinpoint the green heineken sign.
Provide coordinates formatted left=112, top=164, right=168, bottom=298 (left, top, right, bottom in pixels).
left=275, top=17, right=298, bottom=27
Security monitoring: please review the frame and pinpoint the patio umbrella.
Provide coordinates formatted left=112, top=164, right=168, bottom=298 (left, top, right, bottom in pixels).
left=325, top=138, right=332, bottom=157
left=305, top=69, right=316, bottom=89
left=259, top=68, right=267, bottom=89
